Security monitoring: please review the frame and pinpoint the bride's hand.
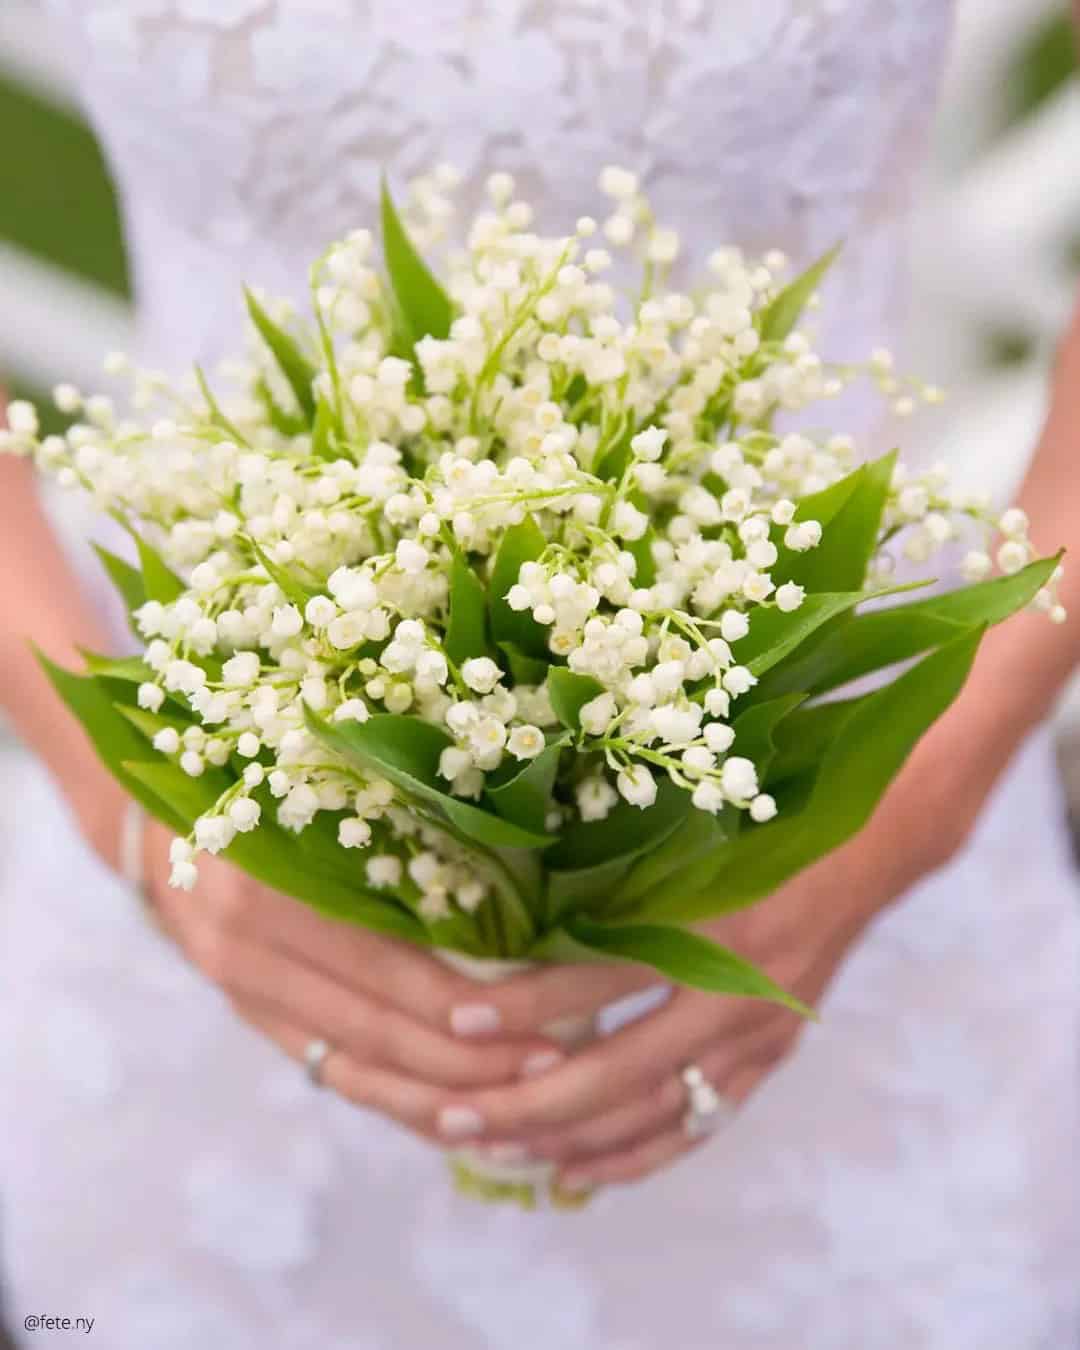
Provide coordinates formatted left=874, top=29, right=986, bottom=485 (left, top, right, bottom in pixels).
left=138, top=818, right=565, bottom=1142
left=433, top=761, right=971, bottom=1189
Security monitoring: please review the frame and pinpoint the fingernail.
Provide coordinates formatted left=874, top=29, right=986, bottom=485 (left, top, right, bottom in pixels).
left=450, top=1003, right=501, bottom=1037
left=520, top=1049, right=564, bottom=1079
left=438, top=1106, right=485, bottom=1141
left=559, top=1174, right=592, bottom=1194
left=485, top=1142, right=531, bottom=1164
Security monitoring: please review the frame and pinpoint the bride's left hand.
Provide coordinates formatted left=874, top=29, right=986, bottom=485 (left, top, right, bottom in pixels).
left=440, top=808, right=956, bottom=1190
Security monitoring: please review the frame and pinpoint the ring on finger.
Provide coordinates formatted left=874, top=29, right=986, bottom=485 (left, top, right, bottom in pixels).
left=304, top=1036, right=332, bottom=1087
left=680, top=1062, right=734, bottom=1139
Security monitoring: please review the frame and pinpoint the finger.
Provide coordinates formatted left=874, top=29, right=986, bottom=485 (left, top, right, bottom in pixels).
left=526, top=1020, right=787, bottom=1163
left=233, top=998, right=449, bottom=1145
left=559, top=1126, right=707, bottom=1192
left=184, top=913, right=562, bottom=1089
left=160, top=853, right=500, bottom=1037
left=454, top=987, right=771, bottom=1138
left=447, top=960, right=662, bottom=1039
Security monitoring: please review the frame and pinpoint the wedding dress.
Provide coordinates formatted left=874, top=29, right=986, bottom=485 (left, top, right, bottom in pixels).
left=2, top=3, right=1078, bottom=1347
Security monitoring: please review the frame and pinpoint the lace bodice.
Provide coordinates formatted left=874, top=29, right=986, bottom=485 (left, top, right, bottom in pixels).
left=46, top=0, right=954, bottom=372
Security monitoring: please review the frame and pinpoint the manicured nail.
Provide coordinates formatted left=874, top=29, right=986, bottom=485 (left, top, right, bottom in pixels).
left=438, top=1106, right=485, bottom=1141
left=559, top=1174, right=592, bottom=1194
left=450, top=1003, right=501, bottom=1037
left=485, top=1142, right=531, bottom=1164
left=521, top=1049, right=564, bottom=1079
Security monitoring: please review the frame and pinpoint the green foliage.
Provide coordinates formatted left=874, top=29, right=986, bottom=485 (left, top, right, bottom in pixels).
left=249, top=538, right=317, bottom=606
left=485, top=740, right=564, bottom=833
left=446, top=553, right=494, bottom=665
left=546, top=668, right=604, bottom=732
left=565, top=919, right=810, bottom=1014
left=380, top=179, right=454, bottom=349
left=244, top=288, right=318, bottom=421
left=759, top=245, right=840, bottom=343
left=631, top=628, right=985, bottom=923
left=306, top=710, right=555, bottom=850
left=488, top=519, right=550, bottom=659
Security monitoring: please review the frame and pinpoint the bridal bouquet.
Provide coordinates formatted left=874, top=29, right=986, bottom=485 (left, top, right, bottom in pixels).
left=3, top=167, right=1062, bottom=1204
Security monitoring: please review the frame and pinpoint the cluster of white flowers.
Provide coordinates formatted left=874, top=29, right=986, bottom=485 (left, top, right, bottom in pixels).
left=2, top=167, right=1063, bottom=912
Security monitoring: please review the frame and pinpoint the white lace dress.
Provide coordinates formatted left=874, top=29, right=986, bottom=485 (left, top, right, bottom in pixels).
left=2, top=3, right=1079, bottom=1346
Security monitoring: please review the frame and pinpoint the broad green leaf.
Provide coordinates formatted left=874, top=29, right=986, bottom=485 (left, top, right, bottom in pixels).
left=446, top=553, right=493, bottom=665
left=38, top=655, right=188, bottom=833
left=244, top=288, right=318, bottom=420
left=132, top=531, right=185, bottom=604
left=498, top=641, right=550, bottom=686
left=546, top=668, right=604, bottom=733
left=612, top=806, right=730, bottom=907
left=92, top=543, right=145, bottom=626
left=311, top=393, right=338, bottom=460
left=638, top=628, right=985, bottom=923
left=545, top=778, right=690, bottom=871
left=489, top=519, right=550, bottom=659
left=565, top=919, right=811, bottom=1014
left=78, top=650, right=156, bottom=685
left=123, top=760, right=426, bottom=941
left=736, top=582, right=927, bottom=677
left=729, top=694, right=806, bottom=780
left=765, top=696, right=863, bottom=786
left=117, top=704, right=189, bottom=741
left=625, top=528, right=658, bottom=587
left=757, top=554, right=1060, bottom=700
left=775, top=451, right=896, bottom=593
left=545, top=855, right=639, bottom=915
left=380, top=178, right=454, bottom=346
left=485, top=739, right=564, bottom=833
left=759, top=244, right=841, bottom=343
left=249, top=538, right=316, bottom=606
left=255, top=376, right=308, bottom=437
left=306, top=710, right=555, bottom=850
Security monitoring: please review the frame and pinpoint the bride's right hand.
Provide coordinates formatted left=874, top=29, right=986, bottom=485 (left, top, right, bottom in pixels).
left=140, top=817, right=564, bottom=1145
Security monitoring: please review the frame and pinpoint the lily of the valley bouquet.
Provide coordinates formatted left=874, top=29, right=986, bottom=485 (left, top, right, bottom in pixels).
left=3, top=168, right=1063, bottom=1205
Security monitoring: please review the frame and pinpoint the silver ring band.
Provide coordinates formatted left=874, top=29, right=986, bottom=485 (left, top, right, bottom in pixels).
left=680, top=1062, right=733, bottom=1139
left=304, top=1037, right=332, bottom=1087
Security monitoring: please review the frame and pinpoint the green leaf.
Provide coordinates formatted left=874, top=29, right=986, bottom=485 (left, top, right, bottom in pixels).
left=489, top=519, right=550, bottom=660
left=310, top=393, right=340, bottom=460
left=37, top=655, right=188, bottom=833
left=546, top=778, right=690, bottom=871
left=764, top=697, right=863, bottom=786
left=612, top=807, right=730, bottom=908
left=775, top=452, right=896, bottom=593
left=545, top=855, right=641, bottom=916
left=446, top=553, right=493, bottom=666
left=380, top=177, right=454, bottom=346
left=625, top=528, right=658, bottom=587
left=78, top=650, right=156, bottom=685
left=244, top=288, right=318, bottom=421
left=729, top=694, right=806, bottom=780
left=123, top=760, right=425, bottom=942
left=498, top=641, right=550, bottom=686
left=485, top=739, right=564, bottom=833
left=306, top=710, right=555, bottom=850
left=638, top=629, right=985, bottom=923
left=92, top=543, right=145, bottom=625
left=248, top=538, right=316, bottom=607
left=255, top=375, right=308, bottom=437
left=194, top=364, right=247, bottom=443
left=757, top=554, right=1060, bottom=700
left=131, top=531, right=185, bottom=604
left=546, top=668, right=604, bottom=733
left=759, top=244, right=841, bottom=343
left=565, top=919, right=811, bottom=1014
left=116, top=704, right=189, bottom=741
left=737, top=582, right=926, bottom=677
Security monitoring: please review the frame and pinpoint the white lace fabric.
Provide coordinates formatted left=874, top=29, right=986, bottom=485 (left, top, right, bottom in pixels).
left=3, top=2, right=1079, bottom=1346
